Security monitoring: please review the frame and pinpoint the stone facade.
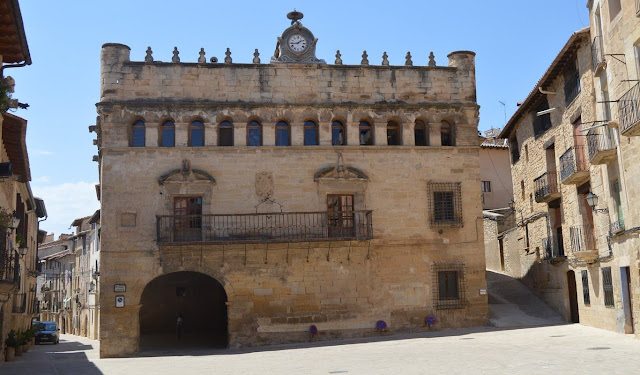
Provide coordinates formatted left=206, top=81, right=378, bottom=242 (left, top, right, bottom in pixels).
left=95, top=14, right=487, bottom=358
left=496, top=0, right=640, bottom=337
left=479, top=134, right=513, bottom=210
left=0, top=0, right=47, bottom=362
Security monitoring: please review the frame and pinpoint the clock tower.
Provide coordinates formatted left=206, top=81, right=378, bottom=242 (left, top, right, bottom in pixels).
left=271, top=10, right=326, bottom=64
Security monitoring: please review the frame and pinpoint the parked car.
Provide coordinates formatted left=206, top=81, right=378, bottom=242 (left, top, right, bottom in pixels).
left=33, top=321, right=59, bottom=344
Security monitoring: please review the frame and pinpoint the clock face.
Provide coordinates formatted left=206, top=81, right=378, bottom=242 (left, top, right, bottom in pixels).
left=288, top=34, right=308, bottom=53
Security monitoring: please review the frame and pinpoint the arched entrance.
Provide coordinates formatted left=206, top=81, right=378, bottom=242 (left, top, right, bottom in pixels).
left=139, top=271, right=228, bottom=350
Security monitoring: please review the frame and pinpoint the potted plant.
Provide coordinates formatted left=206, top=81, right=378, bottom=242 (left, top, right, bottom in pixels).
left=4, top=330, right=17, bottom=362
left=0, top=78, right=13, bottom=113
left=15, top=233, right=25, bottom=248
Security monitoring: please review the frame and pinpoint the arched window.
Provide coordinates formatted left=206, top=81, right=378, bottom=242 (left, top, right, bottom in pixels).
left=387, top=121, right=401, bottom=145
left=441, top=121, right=455, bottom=146
left=161, top=121, right=175, bottom=147
left=218, top=121, right=233, bottom=146
left=359, top=121, right=373, bottom=145
left=414, top=120, right=429, bottom=146
left=304, top=120, right=318, bottom=146
left=332, top=121, right=346, bottom=145
left=189, top=121, right=204, bottom=147
left=275, top=121, right=290, bottom=146
left=131, top=120, right=145, bottom=147
left=247, top=121, right=262, bottom=146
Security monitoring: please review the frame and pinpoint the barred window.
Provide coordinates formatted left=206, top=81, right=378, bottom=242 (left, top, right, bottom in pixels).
left=432, top=262, right=466, bottom=309
left=581, top=270, right=590, bottom=306
left=428, top=182, right=462, bottom=228
left=602, top=267, right=614, bottom=307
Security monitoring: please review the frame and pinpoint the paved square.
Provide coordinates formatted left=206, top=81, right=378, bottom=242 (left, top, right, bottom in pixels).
left=3, top=324, right=640, bottom=375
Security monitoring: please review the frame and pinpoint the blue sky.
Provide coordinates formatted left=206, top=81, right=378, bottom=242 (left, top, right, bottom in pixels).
left=7, top=0, right=589, bottom=237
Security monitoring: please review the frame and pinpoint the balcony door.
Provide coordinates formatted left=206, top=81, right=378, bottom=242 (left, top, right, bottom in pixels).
left=577, top=183, right=596, bottom=250
left=174, top=197, right=203, bottom=242
left=327, top=194, right=354, bottom=238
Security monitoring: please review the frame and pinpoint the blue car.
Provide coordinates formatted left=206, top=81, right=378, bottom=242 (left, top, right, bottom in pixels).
left=33, top=321, right=59, bottom=344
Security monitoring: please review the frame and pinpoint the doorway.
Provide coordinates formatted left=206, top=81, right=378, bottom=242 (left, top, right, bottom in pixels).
left=621, top=267, right=635, bottom=334
left=139, top=271, right=228, bottom=350
left=567, top=270, right=580, bottom=323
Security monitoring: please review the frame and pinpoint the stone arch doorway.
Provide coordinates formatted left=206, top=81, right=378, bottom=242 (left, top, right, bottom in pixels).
left=139, top=271, right=228, bottom=350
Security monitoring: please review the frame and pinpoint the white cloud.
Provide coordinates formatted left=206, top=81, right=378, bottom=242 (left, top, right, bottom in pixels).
left=34, top=176, right=50, bottom=183
left=34, top=150, right=53, bottom=156
left=31, top=181, right=99, bottom=238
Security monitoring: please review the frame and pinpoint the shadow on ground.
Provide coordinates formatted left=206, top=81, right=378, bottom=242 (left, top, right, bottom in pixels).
left=134, top=271, right=567, bottom=358
left=3, top=337, right=103, bottom=375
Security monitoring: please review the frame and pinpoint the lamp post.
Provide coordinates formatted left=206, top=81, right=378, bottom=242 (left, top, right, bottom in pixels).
left=586, top=192, right=608, bottom=213
left=8, top=211, right=20, bottom=231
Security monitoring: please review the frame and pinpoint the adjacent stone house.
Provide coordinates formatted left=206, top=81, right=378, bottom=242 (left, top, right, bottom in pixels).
left=94, top=11, right=488, bottom=357
left=495, top=0, right=640, bottom=337
left=0, top=0, right=48, bottom=362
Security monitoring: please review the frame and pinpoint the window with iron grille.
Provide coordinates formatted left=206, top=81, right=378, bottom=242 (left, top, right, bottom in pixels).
left=533, top=98, right=552, bottom=138
left=602, top=267, right=614, bottom=307
left=581, top=270, right=590, bottom=305
left=428, top=182, right=462, bottom=228
left=481, top=181, right=491, bottom=192
left=432, top=262, right=466, bottom=309
left=564, top=61, right=581, bottom=106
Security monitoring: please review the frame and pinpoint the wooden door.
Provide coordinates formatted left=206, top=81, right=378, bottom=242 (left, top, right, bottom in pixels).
left=174, top=197, right=203, bottom=241
left=567, top=271, right=580, bottom=323
left=327, top=195, right=354, bottom=238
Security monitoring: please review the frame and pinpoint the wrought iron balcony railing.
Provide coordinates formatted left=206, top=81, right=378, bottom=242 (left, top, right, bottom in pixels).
left=591, top=35, right=605, bottom=72
left=569, top=224, right=597, bottom=254
left=619, top=82, right=640, bottom=135
left=0, top=249, right=18, bottom=283
left=534, top=171, right=559, bottom=203
left=560, top=146, right=589, bottom=183
left=12, top=292, right=26, bottom=314
left=610, top=218, right=625, bottom=234
left=157, top=211, right=374, bottom=244
left=542, top=234, right=565, bottom=259
left=587, top=126, right=616, bottom=164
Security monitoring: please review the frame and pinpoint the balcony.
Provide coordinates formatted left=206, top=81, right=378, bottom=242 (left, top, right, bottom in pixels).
left=157, top=211, right=374, bottom=245
left=587, top=126, right=617, bottom=164
left=591, top=36, right=605, bottom=73
left=569, top=225, right=599, bottom=263
left=0, top=248, right=18, bottom=294
left=560, top=146, right=589, bottom=184
left=534, top=172, right=560, bottom=203
left=610, top=218, right=625, bottom=234
left=542, top=234, right=565, bottom=260
left=619, top=82, right=640, bottom=136
left=12, top=293, right=26, bottom=314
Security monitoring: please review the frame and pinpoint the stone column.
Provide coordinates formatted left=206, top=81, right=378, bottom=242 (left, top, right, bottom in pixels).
left=291, top=123, right=303, bottom=146
left=175, top=123, right=188, bottom=147
left=429, top=122, right=442, bottom=146
left=205, top=122, right=217, bottom=146
left=233, top=122, right=245, bottom=146
left=319, top=122, right=331, bottom=146
left=403, top=122, right=415, bottom=146
left=374, top=122, right=387, bottom=146
left=347, top=120, right=359, bottom=146
left=146, top=125, right=158, bottom=147
left=263, top=122, right=275, bottom=146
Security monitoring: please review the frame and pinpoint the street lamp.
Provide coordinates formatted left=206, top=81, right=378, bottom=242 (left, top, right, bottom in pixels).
left=17, top=244, right=28, bottom=258
left=8, top=211, right=20, bottom=231
left=508, top=199, right=515, bottom=211
left=586, top=192, right=609, bottom=213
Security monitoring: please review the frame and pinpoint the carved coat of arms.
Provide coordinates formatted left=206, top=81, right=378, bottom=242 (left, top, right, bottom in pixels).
left=255, top=172, right=274, bottom=200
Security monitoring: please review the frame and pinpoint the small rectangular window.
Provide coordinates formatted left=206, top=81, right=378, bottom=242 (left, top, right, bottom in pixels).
left=602, top=267, right=614, bottom=307
left=432, top=262, right=466, bottom=309
left=510, top=136, right=520, bottom=163
left=581, top=270, right=590, bottom=305
left=533, top=98, right=552, bottom=138
left=428, top=182, right=462, bottom=227
left=609, top=0, right=621, bottom=20
left=481, top=181, right=491, bottom=192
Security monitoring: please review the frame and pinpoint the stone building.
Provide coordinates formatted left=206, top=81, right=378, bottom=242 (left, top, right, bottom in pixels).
left=495, top=0, right=640, bottom=337
left=479, top=129, right=513, bottom=210
left=0, top=0, right=48, bottom=362
left=37, top=213, right=101, bottom=340
left=94, top=11, right=487, bottom=357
